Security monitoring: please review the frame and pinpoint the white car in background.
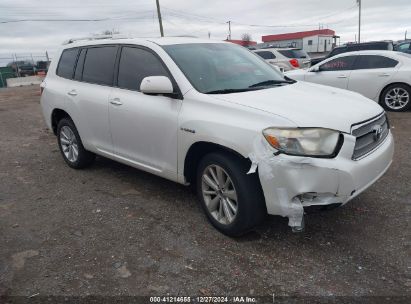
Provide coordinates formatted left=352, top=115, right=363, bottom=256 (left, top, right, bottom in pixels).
left=253, top=48, right=311, bottom=72
left=286, top=50, right=411, bottom=112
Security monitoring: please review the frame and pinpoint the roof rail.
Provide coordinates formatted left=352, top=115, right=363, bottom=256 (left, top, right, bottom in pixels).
left=62, top=34, right=130, bottom=45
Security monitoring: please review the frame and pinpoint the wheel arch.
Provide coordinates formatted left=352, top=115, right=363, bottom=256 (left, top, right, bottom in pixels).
left=51, top=108, right=72, bottom=135
left=183, top=141, right=250, bottom=185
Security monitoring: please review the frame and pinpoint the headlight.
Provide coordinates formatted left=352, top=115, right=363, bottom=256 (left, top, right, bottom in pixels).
left=263, top=128, right=341, bottom=157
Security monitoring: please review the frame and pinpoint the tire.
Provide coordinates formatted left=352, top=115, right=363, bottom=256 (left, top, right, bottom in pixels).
left=57, top=118, right=95, bottom=169
left=196, top=152, right=266, bottom=237
left=379, top=83, right=411, bottom=112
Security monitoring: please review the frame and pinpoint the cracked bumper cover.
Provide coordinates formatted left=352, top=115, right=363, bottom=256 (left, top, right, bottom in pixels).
left=250, top=131, right=394, bottom=228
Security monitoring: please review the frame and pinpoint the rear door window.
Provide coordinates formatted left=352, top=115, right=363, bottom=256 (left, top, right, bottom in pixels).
left=354, top=55, right=398, bottom=69
left=254, top=51, right=276, bottom=60
left=117, top=46, right=169, bottom=91
left=82, top=46, right=118, bottom=86
left=56, top=48, right=79, bottom=79
left=320, top=56, right=356, bottom=71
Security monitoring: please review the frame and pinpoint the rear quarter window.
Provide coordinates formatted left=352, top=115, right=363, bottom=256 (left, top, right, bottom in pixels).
left=56, top=48, right=79, bottom=79
left=254, top=51, right=276, bottom=60
left=278, top=49, right=308, bottom=58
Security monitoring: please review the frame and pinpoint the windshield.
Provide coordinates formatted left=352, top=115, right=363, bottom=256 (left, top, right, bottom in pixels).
left=162, top=43, right=289, bottom=94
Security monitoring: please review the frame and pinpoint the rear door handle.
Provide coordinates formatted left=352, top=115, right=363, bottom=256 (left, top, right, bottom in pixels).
left=67, top=90, right=77, bottom=96
left=379, top=73, right=390, bottom=77
left=337, top=75, right=347, bottom=79
left=110, top=98, right=123, bottom=106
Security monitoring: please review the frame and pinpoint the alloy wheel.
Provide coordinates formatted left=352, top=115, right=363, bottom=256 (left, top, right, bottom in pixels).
left=201, top=165, right=238, bottom=225
left=60, top=126, right=79, bottom=163
left=385, top=87, right=409, bottom=110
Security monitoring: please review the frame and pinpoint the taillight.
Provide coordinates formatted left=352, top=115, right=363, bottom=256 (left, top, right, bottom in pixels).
left=289, top=59, right=300, bottom=68
left=40, top=86, right=44, bottom=95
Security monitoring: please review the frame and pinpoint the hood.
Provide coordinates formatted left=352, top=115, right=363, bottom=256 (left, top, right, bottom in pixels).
left=210, top=81, right=383, bottom=133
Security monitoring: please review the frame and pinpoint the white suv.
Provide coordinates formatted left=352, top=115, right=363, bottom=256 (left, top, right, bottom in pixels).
left=253, top=48, right=311, bottom=71
left=41, top=37, right=394, bottom=236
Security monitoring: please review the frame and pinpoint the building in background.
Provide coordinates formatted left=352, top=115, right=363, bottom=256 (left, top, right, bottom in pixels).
left=259, top=29, right=339, bottom=54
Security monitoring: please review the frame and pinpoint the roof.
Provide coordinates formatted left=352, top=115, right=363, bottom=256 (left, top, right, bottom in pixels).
left=63, top=36, right=225, bottom=48
left=262, top=29, right=335, bottom=42
left=328, top=50, right=410, bottom=61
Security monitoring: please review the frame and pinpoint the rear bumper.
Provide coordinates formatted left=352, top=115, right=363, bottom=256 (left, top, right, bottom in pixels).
left=254, top=131, right=394, bottom=227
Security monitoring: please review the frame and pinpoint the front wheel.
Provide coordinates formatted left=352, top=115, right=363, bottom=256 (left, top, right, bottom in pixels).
left=380, top=84, right=411, bottom=112
left=196, top=152, right=266, bottom=237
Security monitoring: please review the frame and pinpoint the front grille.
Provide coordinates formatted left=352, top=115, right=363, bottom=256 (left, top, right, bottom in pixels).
left=351, top=113, right=389, bottom=160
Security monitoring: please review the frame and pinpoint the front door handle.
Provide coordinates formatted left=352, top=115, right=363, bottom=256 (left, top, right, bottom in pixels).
left=337, top=75, right=347, bottom=79
left=67, top=90, right=77, bottom=96
left=110, top=98, right=123, bottom=106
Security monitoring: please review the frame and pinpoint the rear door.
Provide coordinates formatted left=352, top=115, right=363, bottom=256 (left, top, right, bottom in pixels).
left=69, top=45, right=118, bottom=154
left=304, top=55, right=356, bottom=89
left=347, top=55, right=399, bottom=100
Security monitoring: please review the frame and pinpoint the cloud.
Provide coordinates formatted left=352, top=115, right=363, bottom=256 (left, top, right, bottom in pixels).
left=0, top=0, right=410, bottom=62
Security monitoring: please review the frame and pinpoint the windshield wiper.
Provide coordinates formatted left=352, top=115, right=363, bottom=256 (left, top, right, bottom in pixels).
left=205, top=88, right=260, bottom=94
left=248, top=79, right=294, bottom=88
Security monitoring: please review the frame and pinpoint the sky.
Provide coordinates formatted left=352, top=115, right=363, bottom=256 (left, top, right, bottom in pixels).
left=0, top=0, right=410, bottom=64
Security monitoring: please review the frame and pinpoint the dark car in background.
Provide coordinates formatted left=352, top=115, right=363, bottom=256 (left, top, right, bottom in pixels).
left=7, top=61, right=36, bottom=77
left=311, top=41, right=395, bottom=65
left=395, top=41, right=411, bottom=54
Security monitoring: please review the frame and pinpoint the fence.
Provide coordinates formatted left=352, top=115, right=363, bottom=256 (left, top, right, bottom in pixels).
left=0, top=52, right=51, bottom=78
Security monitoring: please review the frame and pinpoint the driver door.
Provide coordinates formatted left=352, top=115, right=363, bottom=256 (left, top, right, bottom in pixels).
left=305, top=55, right=357, bottom=90
left=108, top=46, right=182, bottom=179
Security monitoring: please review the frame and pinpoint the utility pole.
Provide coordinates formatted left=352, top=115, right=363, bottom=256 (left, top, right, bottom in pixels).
left=405, top=30, right=408, bottom=40
left=155, top=0, right=164, bottom=37
left=317, top=23, right=321, bottom=52
left=227, top=21, right=231, bottom=40
left=357, top=0, right=362, bottom=43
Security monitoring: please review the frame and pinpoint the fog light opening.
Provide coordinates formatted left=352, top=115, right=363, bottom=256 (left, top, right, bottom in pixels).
left=298, top=192, right=318, bottom=203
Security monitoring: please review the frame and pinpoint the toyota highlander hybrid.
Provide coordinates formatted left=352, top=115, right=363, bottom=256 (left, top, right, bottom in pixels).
left=40, top=37, right=394, bottom=236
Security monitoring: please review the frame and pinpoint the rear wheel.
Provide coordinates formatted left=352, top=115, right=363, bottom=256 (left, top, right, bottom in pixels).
left=380, top=83, right=411, bottom=112
left=57, top=118, right=95, bottom=169
left=196, top=152, right=266, bottom=237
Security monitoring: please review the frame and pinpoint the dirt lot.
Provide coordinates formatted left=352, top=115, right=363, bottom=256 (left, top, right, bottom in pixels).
left=0, top=86, right=410, bottom=302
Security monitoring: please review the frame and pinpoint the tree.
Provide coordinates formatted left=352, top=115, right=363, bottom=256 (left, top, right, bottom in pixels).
left=100, top=29, right=120, bottom=35
left=241, top=33, right=252, bottom=42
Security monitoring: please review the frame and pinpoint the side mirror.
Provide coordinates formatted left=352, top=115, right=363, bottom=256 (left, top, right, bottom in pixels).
left=310, top=66, right=320, bottom=72
left=271, top=65, right=284, bottom=74
left=140, top=76, right=174, bottom=94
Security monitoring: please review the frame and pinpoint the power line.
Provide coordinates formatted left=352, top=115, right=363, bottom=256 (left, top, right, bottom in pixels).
left=0, top=4, right=359, bottom=31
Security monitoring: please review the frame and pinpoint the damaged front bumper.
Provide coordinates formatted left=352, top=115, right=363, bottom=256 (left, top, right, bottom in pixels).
left=249, top=131, right=394, bottom=230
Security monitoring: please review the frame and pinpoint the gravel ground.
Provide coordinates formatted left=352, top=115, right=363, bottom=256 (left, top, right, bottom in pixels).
left=0, top=86, right=410, bottom=302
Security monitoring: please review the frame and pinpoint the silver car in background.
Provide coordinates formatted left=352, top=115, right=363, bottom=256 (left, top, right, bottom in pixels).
left=253, top=48, right=311, bottom=71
